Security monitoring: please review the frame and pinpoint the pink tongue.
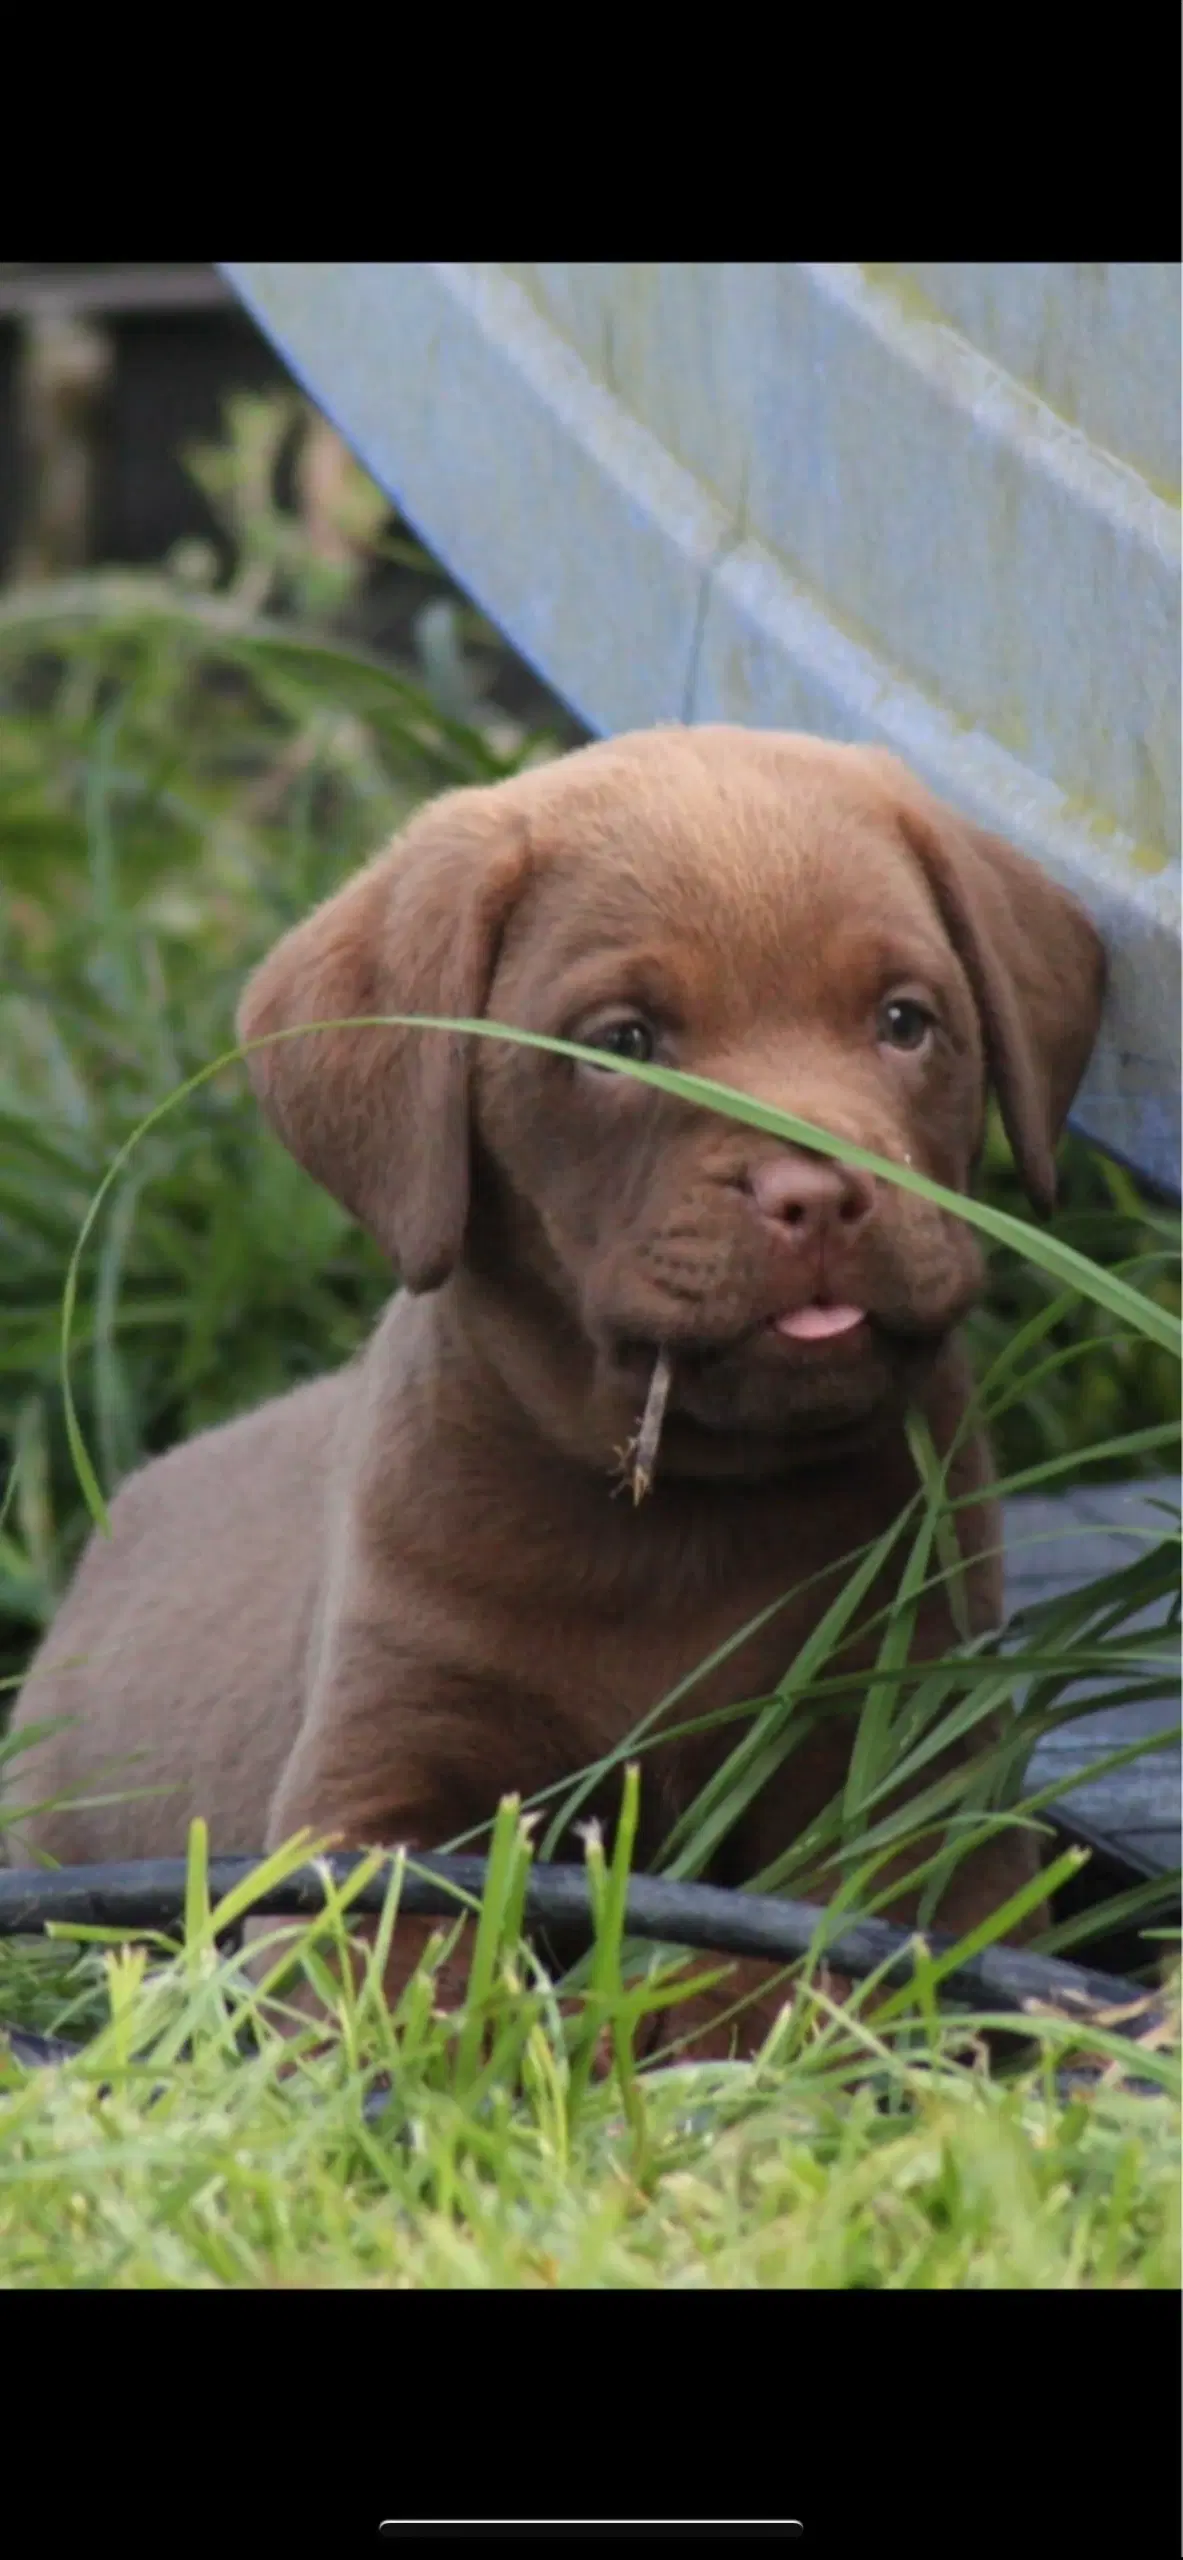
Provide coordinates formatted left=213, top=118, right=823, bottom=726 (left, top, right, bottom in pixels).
left=776, top=1303, right=866, bottom=1341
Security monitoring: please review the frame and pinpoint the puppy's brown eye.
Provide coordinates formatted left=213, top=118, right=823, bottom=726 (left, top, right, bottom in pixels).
left=584, top=1017, right=656, bottom=1067
left=878, top=998, right=934, bottom=1052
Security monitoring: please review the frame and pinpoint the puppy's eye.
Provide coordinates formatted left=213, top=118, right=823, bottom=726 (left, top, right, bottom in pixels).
left=877, top=997, right=934, bottom=1053
left=582, top=1017, right=656, bottom=1068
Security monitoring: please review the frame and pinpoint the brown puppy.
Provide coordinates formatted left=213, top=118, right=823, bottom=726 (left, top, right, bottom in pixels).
left=7, top=727, right=1105, bottom=2053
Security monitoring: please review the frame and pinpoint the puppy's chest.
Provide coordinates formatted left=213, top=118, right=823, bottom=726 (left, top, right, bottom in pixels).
left=528, top=1551, right=855, bottom=1758
left=398, top=1459, right=917, bottom=1738
left=503, top=1575, right=858, bottom=1876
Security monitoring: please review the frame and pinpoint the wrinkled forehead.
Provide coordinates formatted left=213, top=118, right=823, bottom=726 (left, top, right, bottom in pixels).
left=499, top=758, right=956, bottom=1022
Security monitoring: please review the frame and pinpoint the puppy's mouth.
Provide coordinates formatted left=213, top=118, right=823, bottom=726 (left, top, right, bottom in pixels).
left=613, top=1299, right=915, bottom=1373
left=605, top=1296, right=950, bottom=1435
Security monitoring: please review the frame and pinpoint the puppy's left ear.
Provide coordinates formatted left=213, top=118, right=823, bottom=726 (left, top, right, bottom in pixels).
left=884, top=769, right=1106, bottom=1212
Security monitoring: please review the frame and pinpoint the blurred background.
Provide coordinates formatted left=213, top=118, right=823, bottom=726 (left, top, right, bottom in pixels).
left=0, top=261, right=584, bottom=730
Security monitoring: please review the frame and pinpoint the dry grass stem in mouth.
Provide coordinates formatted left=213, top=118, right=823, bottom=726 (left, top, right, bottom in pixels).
left=614, top=1347, right=674, bottom=1504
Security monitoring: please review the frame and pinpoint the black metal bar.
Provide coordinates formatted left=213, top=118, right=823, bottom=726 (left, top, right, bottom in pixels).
left=0, top=1853, right=1159, bottom=2026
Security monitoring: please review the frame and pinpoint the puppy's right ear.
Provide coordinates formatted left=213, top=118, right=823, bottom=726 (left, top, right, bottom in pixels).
left=237, top=788, right=531, bottom=1289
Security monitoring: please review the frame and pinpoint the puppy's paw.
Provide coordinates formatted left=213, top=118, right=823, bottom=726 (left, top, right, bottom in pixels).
left=637, top=1956, right=797, bottom=2066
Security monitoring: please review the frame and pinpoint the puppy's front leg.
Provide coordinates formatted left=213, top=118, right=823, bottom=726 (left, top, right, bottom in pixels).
left=248, top=1646, right=568, bottom=2045
left=243, top=1901, right=479, bottom=2055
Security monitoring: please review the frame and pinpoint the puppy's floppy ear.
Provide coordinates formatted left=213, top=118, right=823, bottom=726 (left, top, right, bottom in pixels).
left=877, top=762, right=1106, bottom=1213
left=237, top=787, right=532, bottom=1288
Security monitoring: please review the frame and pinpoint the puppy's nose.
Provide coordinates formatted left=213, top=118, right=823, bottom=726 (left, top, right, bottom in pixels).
left=748, top=1151, right=876, bottom=1238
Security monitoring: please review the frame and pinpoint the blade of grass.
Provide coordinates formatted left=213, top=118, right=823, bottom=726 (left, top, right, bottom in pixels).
left=657, top=1506, right=915, bottom=1880
left=453, top=1795, right=531, bottom=2089
left=1028, top=1868, right=1180, bottom=1961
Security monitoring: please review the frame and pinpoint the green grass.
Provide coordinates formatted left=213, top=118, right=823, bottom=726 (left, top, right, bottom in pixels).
left=0, top=1821, right=1176, bottom=2290
left=3, top=2014, right=1177, bottom=2292
left=0, top=392, right=1178, bottom=2289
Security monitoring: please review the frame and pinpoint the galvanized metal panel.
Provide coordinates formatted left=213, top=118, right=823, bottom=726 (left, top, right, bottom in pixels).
left=1008, top=1478, right=1180, bottom=1880
left=220, top=261, right=1181, bottom=1193
left=512, top=263, right=1178, bottom=860
left=894, top=262, right=1181, bottom=496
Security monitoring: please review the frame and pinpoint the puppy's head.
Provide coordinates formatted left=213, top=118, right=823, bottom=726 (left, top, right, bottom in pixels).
left=239, top=727, right=1105, bottom=1461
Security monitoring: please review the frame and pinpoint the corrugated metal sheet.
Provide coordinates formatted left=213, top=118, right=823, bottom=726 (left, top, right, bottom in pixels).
left=220, top=261, right=1181, bottom=1193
